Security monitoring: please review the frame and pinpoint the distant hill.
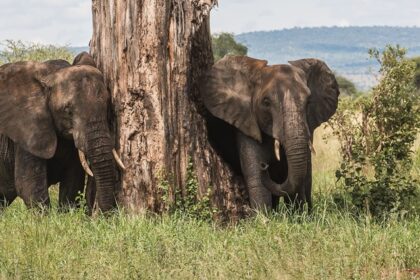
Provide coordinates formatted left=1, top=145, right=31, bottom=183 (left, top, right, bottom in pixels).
left=68, top=27, right=420, bottom=90
left=235, top=26, right=420, bottom=89
left=68, top=46, right=89, bottom=55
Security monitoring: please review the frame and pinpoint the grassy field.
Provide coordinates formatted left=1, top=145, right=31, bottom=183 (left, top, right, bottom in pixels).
left=0, top=127, right=419, bottom=279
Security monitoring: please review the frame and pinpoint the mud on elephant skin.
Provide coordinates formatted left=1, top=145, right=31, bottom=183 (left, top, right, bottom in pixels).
left=202, top=56, right=339, bottom=211
left=0, top=52, right=125, bottom=212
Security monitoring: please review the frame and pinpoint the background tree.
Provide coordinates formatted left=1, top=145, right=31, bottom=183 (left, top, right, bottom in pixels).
left=335, top=75, right=358, bottom=97
left=0, top=40, right=73, bottom=65
left=90, top=0, right=247, bottom=220
left=212, top=32, right=248, bottom=61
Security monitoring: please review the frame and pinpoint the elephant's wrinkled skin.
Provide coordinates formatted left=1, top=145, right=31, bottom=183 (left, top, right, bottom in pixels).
left=202, top=56, right=340, bottom=210
left=0, top=52, right=124, bottom=212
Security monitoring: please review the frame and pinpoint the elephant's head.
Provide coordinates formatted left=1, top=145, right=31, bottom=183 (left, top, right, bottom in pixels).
left=202, top=56, right=339, bottom=195
left=0, top=52, right=124, bottom=211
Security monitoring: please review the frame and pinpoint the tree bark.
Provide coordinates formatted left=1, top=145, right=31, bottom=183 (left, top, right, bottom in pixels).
left=90, top=0, right=248, bottom=220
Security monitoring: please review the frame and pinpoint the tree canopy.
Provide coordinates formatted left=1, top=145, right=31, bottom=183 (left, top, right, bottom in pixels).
left=212, top=33, right=247, bottom=61
left=335, top=75, right=358, bottom=97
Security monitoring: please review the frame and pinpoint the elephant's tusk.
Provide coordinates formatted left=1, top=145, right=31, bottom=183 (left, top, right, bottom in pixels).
left=308, top=140, right=316, bottom=155
left=112, top=149, right=126, bottom=171
left=274, top=139, right=281, bottom=161
left=78, top=150, right=94, bottom=177
left=305, top=122, right=316, bottom=155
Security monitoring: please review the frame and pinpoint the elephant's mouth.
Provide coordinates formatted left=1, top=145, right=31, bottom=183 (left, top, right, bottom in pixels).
left=267, top=141, right=288, bottom=184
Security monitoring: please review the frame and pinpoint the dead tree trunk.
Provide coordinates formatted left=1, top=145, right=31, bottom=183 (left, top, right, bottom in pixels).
left=90, top=0, right=248, bottom=220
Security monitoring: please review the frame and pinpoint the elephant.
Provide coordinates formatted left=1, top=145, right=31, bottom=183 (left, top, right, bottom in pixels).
left=0, top=52, right=125, bottom=212
left=202, top=56, right=339, bottom=211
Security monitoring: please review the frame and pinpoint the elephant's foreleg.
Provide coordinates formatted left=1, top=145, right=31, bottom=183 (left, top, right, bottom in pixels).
left=58, top=157, right=85, bottom=209
left=304, top=153, right=312, bottom=212
left=272, top=195, right=280, bottom=210
left=0, top=135, right=16, bottom=208
left=14, top=146, right=50, bottom=208
left=237, top=132, right=272, bottom=210
left=0, top=170, right=16, bottom=208
left=0, top=192, right=17, bottom=208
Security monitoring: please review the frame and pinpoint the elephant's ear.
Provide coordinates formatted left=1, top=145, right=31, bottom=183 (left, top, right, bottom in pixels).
left=0, top=62, right=57, bottom=159
left=202, top=56, right=267, bottom=142
left=289, top=59, right=340, bottom=132
left=72, top=52, right=97, bottom=67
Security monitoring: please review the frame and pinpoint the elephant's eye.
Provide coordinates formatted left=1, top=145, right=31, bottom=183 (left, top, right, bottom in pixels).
left=262, top=97, right=271, bottom=107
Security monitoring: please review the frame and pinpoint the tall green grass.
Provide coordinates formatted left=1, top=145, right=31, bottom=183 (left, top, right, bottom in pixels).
left=0, top=127, right=418, bottom=279
left=1, top=200, right=419, bottom=279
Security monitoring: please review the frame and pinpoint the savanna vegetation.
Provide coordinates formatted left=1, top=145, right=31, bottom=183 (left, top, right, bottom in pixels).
left=329, top=46, right=420, bottom=218
left=0, top=41, right=419, bottom=279
left=410, top=56, right=420, bottom=89
left=0, top=40, right=74, bottom=64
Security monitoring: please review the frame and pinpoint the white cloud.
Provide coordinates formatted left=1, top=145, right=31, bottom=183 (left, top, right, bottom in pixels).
left=0, top=0, right=92, bottom=46
left=338, top=20, right=350, bottom=27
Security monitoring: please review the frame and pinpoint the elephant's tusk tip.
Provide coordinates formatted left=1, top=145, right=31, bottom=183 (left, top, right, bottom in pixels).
left=274, top=139, right=281, bottom=161
left=112, top=149, right=126, bottom=171
left=309, top=140, right=316, bottom=155
left=78, top=150, right=94, bottom=177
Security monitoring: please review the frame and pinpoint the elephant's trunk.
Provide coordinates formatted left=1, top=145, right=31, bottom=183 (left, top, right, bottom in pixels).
left=265, top=111, right=308, bottom=197
left=86, top=125, right=116, bottom=212
left=283, top=138, right=308, bottom=192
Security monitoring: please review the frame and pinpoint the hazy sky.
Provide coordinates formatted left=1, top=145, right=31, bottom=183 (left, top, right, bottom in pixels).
left=0, top=0, right=419, bottom=46
left=212, top=0, right=420, bottom=33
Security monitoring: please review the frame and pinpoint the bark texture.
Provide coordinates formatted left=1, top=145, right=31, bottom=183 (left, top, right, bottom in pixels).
left=90, top=0, right=248, bottom=220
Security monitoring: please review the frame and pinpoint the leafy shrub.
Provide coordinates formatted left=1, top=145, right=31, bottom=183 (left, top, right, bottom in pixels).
left=410, top=56, right=420, bottom=90
left=0, top=40, right=74, bottom=65
left=159, top=160, right=216, bottom=221
left=329, top=45, right=420, bottom=218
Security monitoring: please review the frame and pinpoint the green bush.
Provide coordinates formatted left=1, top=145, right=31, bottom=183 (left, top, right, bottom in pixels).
left=329, top=45, right=420, bottom=218
left=0, top=40, right=74, bottom=65
left=409, top=56, right=420, bottom=90
left=212, top=33, right=248, bottom=62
